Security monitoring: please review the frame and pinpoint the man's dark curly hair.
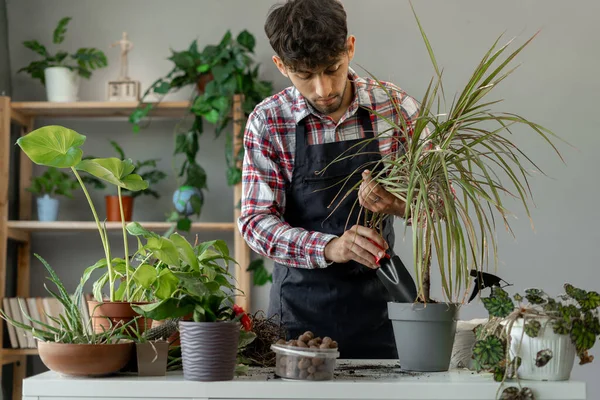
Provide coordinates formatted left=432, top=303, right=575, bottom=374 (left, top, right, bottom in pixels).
left=264, top=0, right=348, bottom=71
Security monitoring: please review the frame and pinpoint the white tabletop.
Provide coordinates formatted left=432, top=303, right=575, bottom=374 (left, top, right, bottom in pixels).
left=22, top=360, right=586, bottom=400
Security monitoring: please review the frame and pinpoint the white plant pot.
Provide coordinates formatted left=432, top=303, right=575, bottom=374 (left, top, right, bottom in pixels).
left=509, top=318, right=576, bottom=381
left=37, top=194, right=59, bottom=221
left=44, top=67, right=80, bottom=102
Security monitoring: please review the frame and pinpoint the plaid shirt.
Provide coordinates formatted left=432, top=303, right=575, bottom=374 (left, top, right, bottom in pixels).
left=237, top=67, right=422, bottom=269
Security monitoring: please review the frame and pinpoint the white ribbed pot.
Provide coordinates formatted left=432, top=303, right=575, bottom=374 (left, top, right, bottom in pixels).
left=509, top=318, right=576, bottom=381
left=44, top=67, right=80, bottom=102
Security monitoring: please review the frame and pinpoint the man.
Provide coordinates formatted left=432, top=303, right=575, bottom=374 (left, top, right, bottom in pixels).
left=238, top=0, right=422, bottom=359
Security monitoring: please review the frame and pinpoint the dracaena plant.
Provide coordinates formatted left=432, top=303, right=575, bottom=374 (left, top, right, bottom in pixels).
left=320, top=3, right=565, bottom=304
left=472, top=284, right=600, bottom=399
left=16, top=125, right=149, bottom=303
left=18, top=17, right=108, bottom=85
left=0, top=253, right=133, bottom=344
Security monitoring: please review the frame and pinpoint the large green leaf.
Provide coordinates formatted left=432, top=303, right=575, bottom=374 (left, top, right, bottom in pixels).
left=146, top=237, right=180, bottom=266
left=155, top=268, right=179, bottom=300
left=132, top=296, right=195, bottom=320
left=131, top=264, right=157, bottom=290
left=76, top=158, right=148, bottom=191
left=170, top=233, right=199, bottom=271
left=174, top=272, right=209, bottom=297
left=16, top=125, right=86, bottom=168
left=126, top=222, right=159, bottom=239
left=472, top=336, right=504, bottom=369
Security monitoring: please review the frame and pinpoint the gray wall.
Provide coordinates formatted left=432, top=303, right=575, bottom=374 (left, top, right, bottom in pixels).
left=5, top=0, right=599, bottom=393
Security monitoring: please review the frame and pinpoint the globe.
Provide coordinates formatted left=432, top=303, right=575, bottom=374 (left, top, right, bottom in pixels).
left=172, top=186, right=203, bottom=216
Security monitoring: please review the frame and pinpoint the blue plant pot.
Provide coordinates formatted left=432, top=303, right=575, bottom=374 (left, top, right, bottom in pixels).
left=173, top=186, right=203, bottom=216
left=37, top=194, right=59, bottom=221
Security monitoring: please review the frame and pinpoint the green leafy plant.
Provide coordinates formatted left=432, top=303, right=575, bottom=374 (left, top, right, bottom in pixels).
left=246, top=259, right=272, bottom=286
left=16, top=125, right=149, bottom=303
left=320, top=3, right=566, bottom=304
left=18, top=17, right=108, bottom=85
left=107, top=140, right=167, bottom=199
left=0, top=253, right=133, bottom=344
left=26, top=166, right=78, bottom=198
left=473, top=284, right=600, bottom=399
left=129, top=30, right=272, bottom=231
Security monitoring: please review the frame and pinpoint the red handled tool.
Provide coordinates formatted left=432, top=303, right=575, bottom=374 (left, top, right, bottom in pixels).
left=368, top=238, right=418, bottom=303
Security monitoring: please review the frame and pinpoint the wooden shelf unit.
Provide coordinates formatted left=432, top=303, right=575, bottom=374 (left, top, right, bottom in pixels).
left=0, top=96, right=252, bottom=400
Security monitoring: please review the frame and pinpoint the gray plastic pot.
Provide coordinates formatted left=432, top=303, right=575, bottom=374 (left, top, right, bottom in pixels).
left=388, top=302, right=459, bottom=372
left=37, top=194, right=59, bottom=221
left=179, top=320, right=240, bottom=381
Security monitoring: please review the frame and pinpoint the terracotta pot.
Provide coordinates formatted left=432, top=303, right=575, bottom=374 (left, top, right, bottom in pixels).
left=38, top=341, right=134, bottom=377
left=87, top=301, right=153, bottom=335
left=105, top=195, right=134, bottom=222
left=196, top=72, right=214, bottom=94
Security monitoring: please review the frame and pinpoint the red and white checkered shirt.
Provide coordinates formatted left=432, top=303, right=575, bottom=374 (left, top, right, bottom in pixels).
left=237, top=67, right=422, bottom=269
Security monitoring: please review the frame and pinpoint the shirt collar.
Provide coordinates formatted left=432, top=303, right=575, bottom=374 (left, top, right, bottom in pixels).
left=290, top=66, right=373, bottom=124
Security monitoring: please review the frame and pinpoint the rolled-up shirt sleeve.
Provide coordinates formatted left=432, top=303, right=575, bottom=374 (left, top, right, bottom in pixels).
left=237, top=111, right=337, bottom=269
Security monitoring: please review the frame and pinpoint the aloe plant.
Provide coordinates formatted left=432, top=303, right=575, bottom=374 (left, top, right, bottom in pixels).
left=320, top=3, right=566, bottom=303
left=16, top=125, right=148, bottom=302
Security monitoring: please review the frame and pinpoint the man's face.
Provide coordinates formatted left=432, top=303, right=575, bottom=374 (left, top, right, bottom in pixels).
left=273, top=36, right=355, bottom=116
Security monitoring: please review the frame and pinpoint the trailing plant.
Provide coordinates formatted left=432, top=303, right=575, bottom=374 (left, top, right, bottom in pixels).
left=0, top=253, right=133, bottom=344
left=17, top=125, right=149, bottom=303
left=319, top=2, right=565, bottom=304
left=472, top=284, right=600, bottom=399
left=26, top=166, right=78, bottom=198
left=18, top=17, right=108, bottom=85
left=129, top=30, right=272, bottom=231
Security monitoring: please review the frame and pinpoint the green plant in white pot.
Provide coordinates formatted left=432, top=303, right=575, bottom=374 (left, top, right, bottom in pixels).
left=16, top=125, right=156, bottom=335
left=472, top=284, right=600, bottom=399
left=321, top=4, right=565, bottom=372
left=18, top=17, right=108, bottom=102
left=127, top=223, right=255, bottom=381
left=26, top=166, right=78, bottom=221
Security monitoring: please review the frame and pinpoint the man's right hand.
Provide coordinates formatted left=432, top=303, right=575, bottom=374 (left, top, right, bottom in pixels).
left=323, top=225, right=388, bottom=269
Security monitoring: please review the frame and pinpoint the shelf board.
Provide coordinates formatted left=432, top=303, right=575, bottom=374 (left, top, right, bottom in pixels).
left=10, top=101, right=190, bottom=118
left=7, top=221, right=235, bottom=232
left=1, top=348, right=38, bottom=365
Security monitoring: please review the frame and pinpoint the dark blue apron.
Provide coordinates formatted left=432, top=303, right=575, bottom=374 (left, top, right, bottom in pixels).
left=268, top=106, right=398, bottom=359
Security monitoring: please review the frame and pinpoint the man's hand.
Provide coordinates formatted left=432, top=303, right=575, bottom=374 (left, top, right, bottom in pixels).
left=324, top=225, right=388, bottom=269
left=358, top=170, right=407, bottom=217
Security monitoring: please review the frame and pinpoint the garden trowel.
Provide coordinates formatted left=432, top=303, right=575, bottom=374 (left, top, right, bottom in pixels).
left=370, top=240, right=418, bottom=303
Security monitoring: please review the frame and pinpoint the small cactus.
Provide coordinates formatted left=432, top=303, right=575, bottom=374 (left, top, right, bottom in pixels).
left=142, top=318, right=179, bottom=341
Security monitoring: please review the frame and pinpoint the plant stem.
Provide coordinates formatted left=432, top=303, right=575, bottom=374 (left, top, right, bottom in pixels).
left=71, top=167, right=114, bottom=301
left=118, top=186, right=131, bottom=302
left=421, top=240, right=432, bottom=303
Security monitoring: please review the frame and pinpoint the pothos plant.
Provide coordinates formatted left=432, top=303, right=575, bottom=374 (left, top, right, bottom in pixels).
left=129, top=29, right=272, bottom=232
left=319, top=2, right=566, bottom=304
left=16, top=125, right=150, bottom=303
left=472, top=284, right=600, bottom=399
left=18, top=17, right=108, bottom=85
left=125, top=223, right=256, bottom=367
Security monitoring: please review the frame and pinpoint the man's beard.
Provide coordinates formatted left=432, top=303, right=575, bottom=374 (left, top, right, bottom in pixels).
left=307, top=79, right=348, bottom=115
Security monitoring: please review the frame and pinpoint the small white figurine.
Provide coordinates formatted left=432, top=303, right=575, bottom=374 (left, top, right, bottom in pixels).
left=107, top=31, right=141, bottom=101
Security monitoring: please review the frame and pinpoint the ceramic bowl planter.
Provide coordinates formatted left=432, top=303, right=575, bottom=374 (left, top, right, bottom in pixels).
left=388, top=302, right=459, bottom=371
left=509, top=318, right=576, bottom=381
left=105, top=195, right=134, bottom=222
left=87, top=301, right=152, bottom=335
left=38, top=341, right=133, bottom=376
left=44, top=67, right=80, bottom=102
left=179, top=320, right=240, bottom=381
left=36, top=194, right=59, bottom=221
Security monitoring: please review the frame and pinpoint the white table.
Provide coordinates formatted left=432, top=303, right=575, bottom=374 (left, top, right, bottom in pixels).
left=22, top=360, right=586, bottom=400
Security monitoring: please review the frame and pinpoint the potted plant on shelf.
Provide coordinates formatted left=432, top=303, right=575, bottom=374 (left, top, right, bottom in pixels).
left=129, top=29, right=272, bottom=231
left=16, top=125, right=155, bottom=335
left=103, top=140, right=167, bottom=222
left=321, top=3, right=566, bottom=372
left=0, top=255, right=135, bottom=377
left=26, top=166, right=78, bottom=221
left=18, top=17, right=108, bottom=102
left=126, top=223, right=256, bottom=381
left=472, top=283, right=600, bottom=399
